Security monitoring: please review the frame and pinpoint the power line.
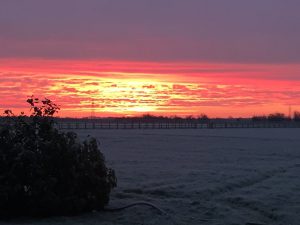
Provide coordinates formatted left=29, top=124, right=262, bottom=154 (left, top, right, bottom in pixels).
left=91, top=99, right=95, bottom=119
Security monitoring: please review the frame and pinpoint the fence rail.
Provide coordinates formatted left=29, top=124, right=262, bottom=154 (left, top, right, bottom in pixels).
left=57, top=121, right=300, bottom=130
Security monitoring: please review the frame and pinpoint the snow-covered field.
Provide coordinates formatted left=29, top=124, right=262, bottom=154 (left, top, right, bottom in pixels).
left=2, top=129, right=300, bottom=225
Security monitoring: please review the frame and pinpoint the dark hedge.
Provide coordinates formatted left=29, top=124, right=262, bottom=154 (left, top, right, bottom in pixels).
left=0, top=97, right=117, bottom=218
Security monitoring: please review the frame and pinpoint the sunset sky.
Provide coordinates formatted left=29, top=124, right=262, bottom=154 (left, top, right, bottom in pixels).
left=1, top=0, right=300, bottom=117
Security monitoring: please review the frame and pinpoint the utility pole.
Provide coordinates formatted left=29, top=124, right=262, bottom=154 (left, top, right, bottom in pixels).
left=91, top=99, right=95, bottom=119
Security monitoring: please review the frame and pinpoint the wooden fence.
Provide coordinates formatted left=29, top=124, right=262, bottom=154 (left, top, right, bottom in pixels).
left=57, top=121, right=300, bottom=130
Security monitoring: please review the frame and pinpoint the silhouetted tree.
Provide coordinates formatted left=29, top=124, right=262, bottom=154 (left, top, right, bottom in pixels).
left=198, top=114, right=209, bottom=121
left=252, top=115, right=267, bottom=121
left=267, top=113, right=287, bottom=122
left=294, top=111, right=300, bottom=121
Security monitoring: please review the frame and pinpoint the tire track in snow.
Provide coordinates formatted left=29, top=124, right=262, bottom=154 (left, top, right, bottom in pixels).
left=199, top=164, right=300, bottom=223
left=199, top=167, right=287, bottom=200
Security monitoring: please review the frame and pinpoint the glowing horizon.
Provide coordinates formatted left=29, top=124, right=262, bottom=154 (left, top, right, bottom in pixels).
left=1, top=59, right=299, bottom=118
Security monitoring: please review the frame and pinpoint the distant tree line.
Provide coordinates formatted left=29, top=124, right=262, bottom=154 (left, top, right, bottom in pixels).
left=109, top=113, right=211, bottom=123
left=252, top=111, right=300, bottom=122
left=2, top=111, right=300, bottom=123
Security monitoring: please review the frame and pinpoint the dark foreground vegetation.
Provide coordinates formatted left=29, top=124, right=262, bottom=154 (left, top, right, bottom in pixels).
left=0, top=97, right=116, bottom=218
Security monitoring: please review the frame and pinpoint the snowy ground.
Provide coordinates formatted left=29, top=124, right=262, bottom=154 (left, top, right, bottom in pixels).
left=2, top=129, right=300, bottom=225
